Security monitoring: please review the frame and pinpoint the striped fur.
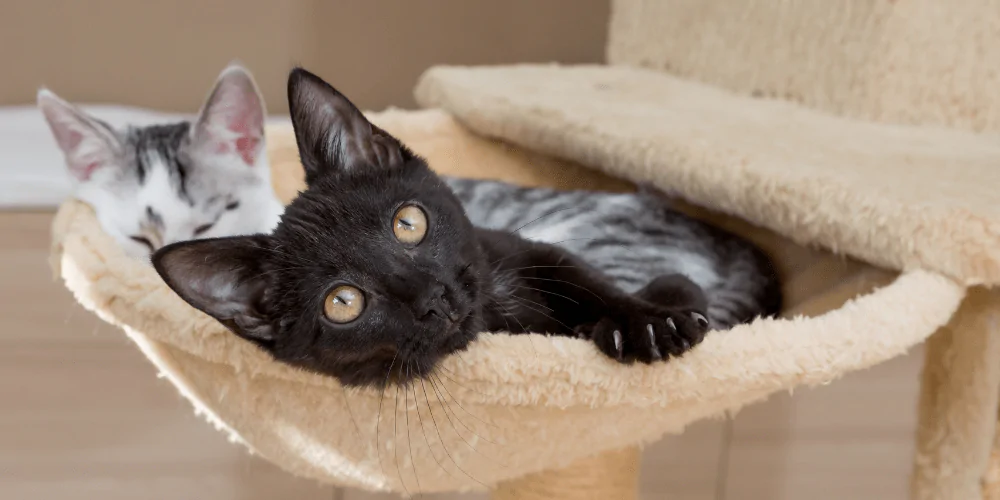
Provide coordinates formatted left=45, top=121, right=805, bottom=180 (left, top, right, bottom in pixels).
left=445, top=177, right=781, bottom=328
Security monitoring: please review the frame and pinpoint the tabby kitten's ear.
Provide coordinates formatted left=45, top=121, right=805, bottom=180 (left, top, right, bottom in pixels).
left=152, top=236, right=275, bottom=350
left=287, top=67, right=409, bottom=184
left=190, top=63, right=267, bottom=168
left=37, top=89, right=123, bottom=183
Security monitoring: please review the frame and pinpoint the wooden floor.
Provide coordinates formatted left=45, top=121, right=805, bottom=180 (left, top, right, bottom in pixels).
left=0, top=211, right=923, bottom=500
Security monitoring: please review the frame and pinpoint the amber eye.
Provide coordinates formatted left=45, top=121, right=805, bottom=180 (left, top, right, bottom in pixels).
left=323, top=285, right=365, bottom=323
left=393, top=205, right=428, bottom=244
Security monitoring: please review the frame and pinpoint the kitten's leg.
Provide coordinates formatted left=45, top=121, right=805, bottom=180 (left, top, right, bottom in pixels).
left=577, top=274, right=710, bottom=363
left=486, top=233, right=709, bottom=363
left=635, top=274, right=709, bottom=317
left=629, top=273, right=711, bottom=354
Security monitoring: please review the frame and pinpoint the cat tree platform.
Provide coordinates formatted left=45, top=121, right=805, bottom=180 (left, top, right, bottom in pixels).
left=52, top=104, right=987, bottom=498
left=51, top=0, right=1000, bottom=495
left=412, top=61, right=1000, bottom=498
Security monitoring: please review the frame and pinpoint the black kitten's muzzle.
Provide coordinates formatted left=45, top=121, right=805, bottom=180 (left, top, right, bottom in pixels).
left=416, top=283, right=459, bottom=322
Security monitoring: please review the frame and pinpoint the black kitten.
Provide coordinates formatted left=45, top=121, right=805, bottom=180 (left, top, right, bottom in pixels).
left=152, top=68, right=711, bottom=387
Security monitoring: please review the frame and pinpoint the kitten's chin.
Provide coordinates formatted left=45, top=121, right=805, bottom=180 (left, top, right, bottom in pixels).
left=296, top=309, right=483, bottom=388
left=391, top=312, right=482, bottom=386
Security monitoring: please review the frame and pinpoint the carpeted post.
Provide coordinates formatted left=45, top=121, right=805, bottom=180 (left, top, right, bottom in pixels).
left=491, top=447, right=641, bottom=500
left=912, top=289, right=1000, bottom=500
left=984, top=407, right=1000, bottom=500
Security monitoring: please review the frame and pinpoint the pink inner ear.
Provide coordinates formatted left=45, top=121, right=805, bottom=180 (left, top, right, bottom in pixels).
left=235, top=136, right=260, bottom=165
left=62, top=128, right=84, bottom=150
left=212, top=109, right=262, bottom=166
left=58, top=128, right=102, bottom=181
left=75, top=161, right=101, bottom=181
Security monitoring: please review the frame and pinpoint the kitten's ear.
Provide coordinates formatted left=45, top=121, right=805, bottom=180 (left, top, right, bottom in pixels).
left=37, top=89, right=123, bottom=182
left=191, top=64, right=267, bottom=168
left=287, top=67, right=409, bottom=184
left=152, top=236, right=275, bottom=350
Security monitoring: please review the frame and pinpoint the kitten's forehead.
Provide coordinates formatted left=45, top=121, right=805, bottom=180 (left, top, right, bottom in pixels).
left=274, top=165, right=463, bottom=268
left=126, top=122, right=196, bottom=203
left=140, top=166, right=196, bottom=212
left=127, top=121, right=260, bottom=205
left=287, top=167, right=433, bottom=224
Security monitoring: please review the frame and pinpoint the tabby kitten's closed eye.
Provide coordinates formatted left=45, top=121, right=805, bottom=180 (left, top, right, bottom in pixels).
left=38, top=64, right=284, bottom=259
left=153, top=68, right=781, bottom=388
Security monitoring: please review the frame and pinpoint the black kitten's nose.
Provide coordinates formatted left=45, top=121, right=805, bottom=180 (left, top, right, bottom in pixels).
left=418, top=286, right=457, bottom=322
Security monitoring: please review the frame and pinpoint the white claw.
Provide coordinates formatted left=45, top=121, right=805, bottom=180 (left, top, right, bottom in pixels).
left=665, top=317, right=676, bottom=332
left=646, top=324, right=662, bottom=360
left=612, top=330, right=623, bottom=357
left=692, top=312, right=708, bottom=327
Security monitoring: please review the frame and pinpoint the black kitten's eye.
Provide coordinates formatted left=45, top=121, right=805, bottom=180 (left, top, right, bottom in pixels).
left=323, top=285, right=365, bottom=323
left=129, top=235, right=154, bottom=251
left=393, top=205, right=428, bottom=244
left=193, top=223, right=215, bottom=236
left=225, top=201, right=240, bottom=211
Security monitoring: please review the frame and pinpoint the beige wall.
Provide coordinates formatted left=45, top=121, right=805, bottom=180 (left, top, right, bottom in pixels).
left=0, top=0, right=608, bottom=114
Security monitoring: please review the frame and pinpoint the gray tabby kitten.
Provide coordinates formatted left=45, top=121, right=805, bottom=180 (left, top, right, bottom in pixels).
left=38, top=64, right=284, bottom=259
left=445, top=178, right=781, bottom=328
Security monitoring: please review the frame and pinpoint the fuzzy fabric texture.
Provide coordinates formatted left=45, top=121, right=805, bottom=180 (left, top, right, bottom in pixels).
left=414, top=64, right=1000, bottom=288
left=607, top=0, right=1000, bottom=133
left=51, top=110, right=966, bottom=494
left=491, top=447, right=641, bottom=500
left=604, top=3, right=1000, bottom=496
left=913, top=288, right=1000, bottom=499
left=413, top=60, right=1000, bottom=498
left=987, top=407, right=1000, bottom=500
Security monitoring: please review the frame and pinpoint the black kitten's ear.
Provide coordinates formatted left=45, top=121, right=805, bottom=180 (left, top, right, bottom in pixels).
left=287, top=67, right=410, bottom=183
left=152, top=236, right=275, bottom=350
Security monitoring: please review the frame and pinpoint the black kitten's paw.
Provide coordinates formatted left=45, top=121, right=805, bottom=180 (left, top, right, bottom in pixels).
left=577, top=303, right=709, bottom=363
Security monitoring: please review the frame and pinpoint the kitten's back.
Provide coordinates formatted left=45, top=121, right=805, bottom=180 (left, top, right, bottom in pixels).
left=445, top=177, right=781, bottom=328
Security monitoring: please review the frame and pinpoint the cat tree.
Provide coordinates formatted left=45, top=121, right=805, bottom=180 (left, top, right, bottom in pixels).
left=52, top=1, right=1000, bottom=498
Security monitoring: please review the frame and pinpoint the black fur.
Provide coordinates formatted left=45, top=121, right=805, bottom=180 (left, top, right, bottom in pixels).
left=153, top=68, right=723, bottom=387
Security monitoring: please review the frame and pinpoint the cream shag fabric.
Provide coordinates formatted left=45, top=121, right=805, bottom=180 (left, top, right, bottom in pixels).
left=913, top=287, right=1000, bottom=499
left=607, top=0, right=1000, bottom=134
left=988, top=406, right=1000, bottom=500
left=52, top=109, right=966, bottom=494
left=414, top=65, right=1000, bottom=288
left=414, top=61, right=1000, bottom=497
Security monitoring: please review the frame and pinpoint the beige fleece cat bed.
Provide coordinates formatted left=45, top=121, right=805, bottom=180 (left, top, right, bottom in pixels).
left=53, top=107, right=975, bottom=497
left=52, top=2, right=1000, bottom=498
